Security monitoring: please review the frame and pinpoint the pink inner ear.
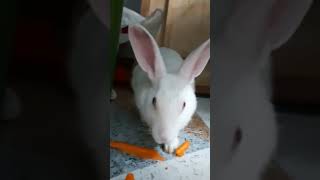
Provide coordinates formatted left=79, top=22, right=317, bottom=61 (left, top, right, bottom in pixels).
left=191, top=43, right=210, bottom=77
left=180, top=40, right=210, bottom=81
left=131, top=27, right=156, bottom=76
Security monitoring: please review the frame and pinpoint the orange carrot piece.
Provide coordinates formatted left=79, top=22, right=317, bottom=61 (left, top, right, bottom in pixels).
left=110, top=141, right=165, bottom=161
left=125, top=173, right=134, bottom=180
left=175, top=140, right=190, bottom=157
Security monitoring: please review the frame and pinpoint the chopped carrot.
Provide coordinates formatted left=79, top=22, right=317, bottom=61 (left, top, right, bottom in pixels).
left=175, top=140, right=190, bottom=157
left=110, top=141, right=165, bottom=161
left=125, top=173, right=134, bottom=180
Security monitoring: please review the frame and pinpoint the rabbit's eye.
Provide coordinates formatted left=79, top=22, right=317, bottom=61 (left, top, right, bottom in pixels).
left=152, top=97, right=157, bottom=107
left=182, top=102, right=186, bottom=109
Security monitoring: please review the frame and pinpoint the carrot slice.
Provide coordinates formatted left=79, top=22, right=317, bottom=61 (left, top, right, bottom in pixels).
left=175, top=140, right=190, bottom=157
left=125, top=173, right=134, bottom=180
left=110, top=141, right=165, bottom=161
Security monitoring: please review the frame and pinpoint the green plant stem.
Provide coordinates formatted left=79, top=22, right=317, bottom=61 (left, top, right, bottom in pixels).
left=109, top=0, right=124, bottom=91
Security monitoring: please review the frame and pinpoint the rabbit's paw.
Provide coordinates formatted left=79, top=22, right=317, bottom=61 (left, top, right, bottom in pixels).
left=163, top=137, right=179, bottom=154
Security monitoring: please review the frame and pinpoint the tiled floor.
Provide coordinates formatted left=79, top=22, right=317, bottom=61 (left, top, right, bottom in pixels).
left=110, top=88, right=210, bottom=179
left=111, top=89, right=320, bottom=180
left=2, top=80, right=319, bottom=180
left=197, top=97, right=211, bottom=128
left=111, top=148, right=210, bottom=180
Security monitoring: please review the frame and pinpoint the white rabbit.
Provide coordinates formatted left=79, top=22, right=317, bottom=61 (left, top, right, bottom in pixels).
left=212, top=0, right=312, bottom=180
left=86, top=0, right=163, bottom=101
left=119, top=7, right=163, bottom=45
left=128, top=24, right=210, bottom=153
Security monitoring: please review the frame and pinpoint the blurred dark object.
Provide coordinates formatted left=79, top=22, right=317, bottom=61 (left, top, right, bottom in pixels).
left=8, top=0, right=88, bottom=85
left=0, top=0, right=103, bottom=179
left=0, top=0, right=17, bottom=113
left=272, top=1, right=320, bottom=107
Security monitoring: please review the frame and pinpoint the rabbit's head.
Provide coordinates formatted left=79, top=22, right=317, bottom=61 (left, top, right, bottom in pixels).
left=128, top=24, right=210, bottom=145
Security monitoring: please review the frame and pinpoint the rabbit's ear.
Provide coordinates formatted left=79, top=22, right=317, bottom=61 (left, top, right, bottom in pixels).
left=265, top=0, right=312, bottom=49
left=122, top=7, right=145, bottom=24
left=129, top=24, right=166, bottom=82
left=141, top=9, right=164, bottom=38
left=87, top=0, right=109, bottom=28
left=179, top=39, right=210, bottom=82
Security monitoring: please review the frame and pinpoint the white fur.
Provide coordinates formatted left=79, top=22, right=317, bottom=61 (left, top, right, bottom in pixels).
left=212, top=0, right=313, bottom=180
left=119, top=7, right=163, bottom=44
left=131, top=48, right=197, bottom=152
left=129, top=24, right=210, bottom=153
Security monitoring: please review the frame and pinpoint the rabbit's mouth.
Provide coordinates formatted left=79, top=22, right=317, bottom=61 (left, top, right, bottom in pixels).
left=152, top=133, right=177, bottom=145
left=152, top=135, right=163, bottom=145
left=152, top=132, right=165, bottom=144
left=152, top=132, right=167, bottom=144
